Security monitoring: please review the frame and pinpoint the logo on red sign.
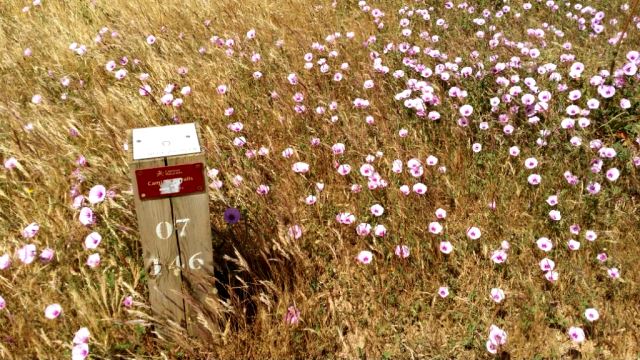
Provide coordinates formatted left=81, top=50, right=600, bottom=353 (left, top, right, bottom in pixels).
left=135, top=163, right=205, bottom=200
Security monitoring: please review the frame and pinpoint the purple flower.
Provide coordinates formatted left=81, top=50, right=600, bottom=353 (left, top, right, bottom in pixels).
left=223, top=208, right=241, bottom=224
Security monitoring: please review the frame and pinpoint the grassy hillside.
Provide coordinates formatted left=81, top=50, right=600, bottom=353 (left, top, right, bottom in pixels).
left=1, top=0, right=639, bottom=358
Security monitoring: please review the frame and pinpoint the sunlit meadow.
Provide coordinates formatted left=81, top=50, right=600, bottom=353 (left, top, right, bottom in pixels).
left=1, top=0, right=640, bottom=358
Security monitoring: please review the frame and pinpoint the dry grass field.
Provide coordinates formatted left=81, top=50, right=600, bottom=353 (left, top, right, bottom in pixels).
left=1, top=0, right=640, bottom=358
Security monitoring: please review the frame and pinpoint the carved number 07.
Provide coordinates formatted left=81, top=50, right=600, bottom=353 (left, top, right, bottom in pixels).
left=155, top=218, right=191, bottom=239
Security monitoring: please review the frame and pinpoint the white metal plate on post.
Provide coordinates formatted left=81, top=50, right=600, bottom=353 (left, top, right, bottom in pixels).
left=132, top=123, right=201, bottom=160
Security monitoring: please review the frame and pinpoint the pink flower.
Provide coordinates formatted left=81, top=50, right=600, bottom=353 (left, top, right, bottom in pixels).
left=73, top=327, right=90, bottom=344
left=0, top=254, right=11, bottom=270
left=545, top=270, right=559, bottom=282
left=84, top=232, right=102, bottom=249
left=122, top=296, right=133, bottom=308
left=373, top=224, right=387, bottom=237
left=412, top=183, right=427, bottom=194
left=284, top=305, right=300, bottom=325
left=0, top=296, right=5, bottom=310
left=438, top=286, right=449, bottom=298
left=356, top=250, right=373, bottom=264
left=88, top=185, right=106, bottom=204
left=21, top=222, right=40, bottom=238
left=489, top=325, right=507, bottom=346
left=39, top=248, right=54, bottom=263
left=86, top=253, right=100, bottom=268
left=79, top=207, right=95, bottom=226
left=292, top=162, right=310, bottom=174
left=288, top=225, right=302, bottom=240
left=72, top=343, right=89, bottom=360
left=428, top=222, right=443, bottom=234
left=536, top=237, right=553, bottom=252
left=585, top=308, right=599, bottom=322
left=597, top=252, right=608, bottom=262
left=146, top=35, right=156, bottom=45
left=568, top=326, right=585, bottom=343
left=585, top=230, right=597, bottom=242
left=459, top=104, right=473, bottom=117
left=491, top=249, right=507, bottom=264
left=337, top=164, right=351, bottom=175
left=45, top=303, right=62, bottom=319
left=394, top=245, right=410, bottom=258
left=17, top=244, right=37, bottom=264
left=524, top=157, right=538, bottom=169
left=466, top=226, right=481, bottom=240
left=540, top=258, right=555, bottom=271
left=4, top=157, right=19, bottom=170
left=527, top=173, right=541, bottom=185
left=439, top=241, right=453, bottom=254
left=490, top=288, right=505, bottom=303
left=607, top=267, right=620, bottom=280
left=356, top=223, right=371, bottom=236
left=567, top=239, right=581, bottom=251
left=370, top=204, right=384, bottom=216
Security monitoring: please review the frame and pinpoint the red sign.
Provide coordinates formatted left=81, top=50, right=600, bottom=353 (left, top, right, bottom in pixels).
left=135, top=163, right=205, bottom=200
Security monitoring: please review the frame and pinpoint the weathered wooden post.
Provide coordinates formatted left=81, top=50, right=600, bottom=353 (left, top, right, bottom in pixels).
left=128, top=122, right=213, bottom=336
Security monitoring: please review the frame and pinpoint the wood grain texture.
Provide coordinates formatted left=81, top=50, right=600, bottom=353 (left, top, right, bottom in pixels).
left=130, top=157, right=186, bottom=326
left=166, top=152, right=214, bottom=336
left=129, top=125, right=215, bottom=338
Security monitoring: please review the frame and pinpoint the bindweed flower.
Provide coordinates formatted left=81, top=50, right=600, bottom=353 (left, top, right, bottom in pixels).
left=86, top=253, right=100, bottom=268
left=0, top=254, right=10, bottom=270
left=584, top=308, right=599, bottom=322
left=373, top=224, right=387, bottom=237
left=0, top=295, right=5, bottom=310
left=597, top=253, right=608, bottom=262
left=537, top=237, right=553, bottom=252
left=370, top=204, right=384, bottom=216
left=21, top=223, right=40, bottom=238
left=528, top=174, right=541, bottom=185
left=428, top=222, right=443, bottom=234
left=466, top=227, right=481, bottom=240
left=73, top=327, right=90, bottom=345
left=549, top=210, right=561, bottom=221
left=284, top=305, right=300, bottom=325
left=491, top=249, right=507, bottom=264
left=568, top=326, right=585, bottom=343
left=4, top=157, right=19, bottom=170
left=545, top=270, right=559, bottom=282
left=256, top=184, right=270, bottom=195
left=292, top=162, right=310, bottom=174
left=394, top=245, right=410, bottom=258
left=45, top=304, right=62, bottom=319
left=567, top=239, right=581, bottom=251
left=79, top=207, right=95, bottom=226
left=356, top=250, right=373, bottom=264
left=288, top=225, right=302, bottom=240
left=540, top=258, right=555, bottom=271
left=585, top=230, right=597, bottom=242
left=489, top=325, right=507, bottom=347
left=84, top=232, right=102, bottom=249
left=72, top=344, right=89, bottom=360
left=17, top=244, right=37, bottom=265
left=490, top=288, right=505, bottom=303
left=438, top=286, right=449, bottom=298
left=356, top=223, right=371, bottom=237
left=305, top=195, right=317, bottom=205
left=607, top=267, right=620, bottom=280
left=122, top=296, right=133, bottom=308
left=39, top=248, right=54, bottom=263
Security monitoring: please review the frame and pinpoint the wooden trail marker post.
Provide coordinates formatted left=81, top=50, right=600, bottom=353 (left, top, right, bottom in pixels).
left=128, top=122, right=213, bottom=336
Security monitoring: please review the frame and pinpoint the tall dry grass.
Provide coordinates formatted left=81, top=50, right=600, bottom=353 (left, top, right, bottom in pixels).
left=1, top=0, right=639, bottom=359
